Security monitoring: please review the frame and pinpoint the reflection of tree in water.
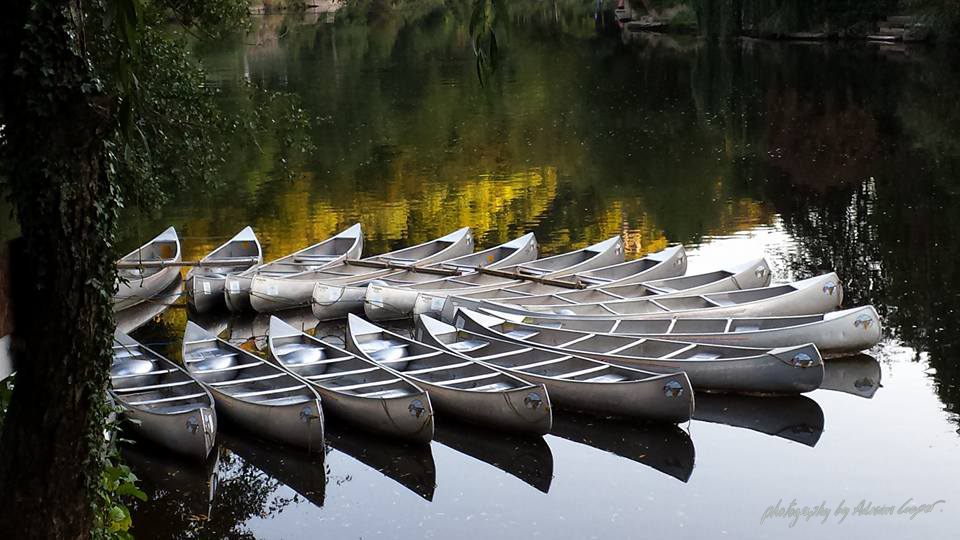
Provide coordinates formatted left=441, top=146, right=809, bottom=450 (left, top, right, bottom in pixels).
left=129, top=448, right=304, bottom=539
left=690, top=39, right=960, bottom=429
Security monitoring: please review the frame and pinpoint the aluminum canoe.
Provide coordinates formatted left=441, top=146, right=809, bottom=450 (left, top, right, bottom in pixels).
left=451, top=308, right=824, bottom=395
left=480, top=305, right=881, bottom=356
left=416, top=315, right=692, bottom=422
left=439, top=257, right=770, bottom=321
left=187, top=227, right=262, bottom=313
left=182, top=321, right=325, bottom=450
left=328, top=233, right=539, bottom=321
left=363, top=235, right=632, bottom=321
left=480, top=273, right=844, bottom=320
left=345, top=314, right=552, bottom=434
left=115, top=227, right=182, bottom=311
left=266, top=316, right=434, bottom=442
left=110, top=330, right=216, bottom=460
left=224, top=223, right=363, bottom=312
left=252, top=227, right=471, bottom=313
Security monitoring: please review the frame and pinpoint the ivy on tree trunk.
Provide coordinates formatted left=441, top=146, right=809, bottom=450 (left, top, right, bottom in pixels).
left=0, top=2, right=120, bottom=538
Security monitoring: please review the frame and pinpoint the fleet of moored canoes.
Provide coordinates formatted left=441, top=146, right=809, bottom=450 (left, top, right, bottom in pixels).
left=110, top=224, right=883, bottom=464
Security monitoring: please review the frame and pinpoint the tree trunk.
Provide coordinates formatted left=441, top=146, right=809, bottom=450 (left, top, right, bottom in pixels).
left=0, top=2, right=119, bottom=538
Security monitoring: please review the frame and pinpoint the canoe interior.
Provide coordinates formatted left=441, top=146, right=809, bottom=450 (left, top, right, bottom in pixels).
left=271, top=333, right=420, bottom=399
left=428, top=324, right=650, bottom=383
left=503, top=249, right=595, bottom=274
left=193, top=240, right=261, bottom=279
left=352, top=329, right=529, bottom=392
left=560, top=257, right=661, bottom=282
left=259, top=236, right=359, bottom=276
left=183, top=337, right=318, bottom=406
left=644, top=269, right=734, bottom=292
left=118, top=240, right=178, bottom=280
left=111, top=342, right=211, bottom=413
left=436, top=245, right=519, bottom=269
left=472, top=315, right=768, bottom=360
left=371, top=236, right=463, bottom=265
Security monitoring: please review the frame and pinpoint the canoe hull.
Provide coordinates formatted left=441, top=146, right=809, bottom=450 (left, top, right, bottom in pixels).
left=187, top=274, right=226, bottom=314
left=224, top=274, right=254, bottom=312
left=119, top=404, right=217, bottom=461
left=312, top=284, right=369, bottom=320
left=210, top=390, right=325, bottom=451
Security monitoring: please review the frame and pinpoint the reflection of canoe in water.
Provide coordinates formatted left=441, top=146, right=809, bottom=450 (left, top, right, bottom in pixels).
left=548, top=413, right=696, bottom=483
left=218, top=429, right=326, bottom=509
left=693, top=394, right=825, bottom=447
left=122, top=443, right=219, bottom=531
left=115, top=275, right=184, bottom=334
left=326, top=420, right=436, bottom=501
left=434, top=420, right=554, bottom=493
left=821, top=354, right=882, bottom=398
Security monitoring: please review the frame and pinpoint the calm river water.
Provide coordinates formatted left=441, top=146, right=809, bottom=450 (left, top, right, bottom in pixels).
left=120, top=3, right=960, bottom=539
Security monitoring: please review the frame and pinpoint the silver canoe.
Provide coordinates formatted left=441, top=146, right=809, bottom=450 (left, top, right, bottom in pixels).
left=439, top=257, right=770, bottom=321
left=363, top=235, right=633, bottom=321
left=452, top=308, right=824, bottom=395
left=415, top=315, right=693, bottom=422
left=386, top=243, right=684, bottom=323
left=115, top=227, right=182, bottom=311
left=182, top=321, right=325, bottom=450
left=345, top=314, right=552, bottom=434
left=254, top=227, right=472, bottom=313
left=187, top=227, right=262, bottom=313
left=480, top=305, right=881, bottom=356
left=224, top=223, right=363, bottom=312
left=482, top=272, right=844, bottom=320
left=350, top=233, right=540, bottom=321
left=266, top=316, right=435, bottom=442
left=110, top=330, right=216, bottom=460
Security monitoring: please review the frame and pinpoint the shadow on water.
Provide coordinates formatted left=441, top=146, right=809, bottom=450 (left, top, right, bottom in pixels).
left=326, top=419, right=437, bottom=501
left=434, top=419, right=554, bottom=493
left=693, top=394, right=825, bottom=447
left=219, top=429, right=327, bottom=509
left=548, top=412, right=696, bottom=482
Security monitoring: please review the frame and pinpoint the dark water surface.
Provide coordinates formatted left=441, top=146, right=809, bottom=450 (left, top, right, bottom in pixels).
left=122, top=3, right=960, bottom=539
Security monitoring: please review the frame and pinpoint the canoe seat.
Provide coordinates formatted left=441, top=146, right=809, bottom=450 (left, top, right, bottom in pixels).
left=192, top=360, right=262, bottom=374
left=604, top=339, right=648, bottom=355
left=582, top=373, right=628, bottom=383
left=659, top=344, right=698, bottom=359
left=448, top=339, right=490, bottom=353
left=405, top=361, right=474, bottom=376
left=112, top=368, right=178, bottom=380
left=294, top=254, right=339, bottom=263
left=333, top=378, right=405, bottom=392
left=257, top=395, right=314, bottom=406
left=475, top=348, right=532, bottom=361
left=355, top=387, right=413, bottom=398
left=114, top=380, right=195, bottom=394
left=306, top=367, right=379, bottom=381
left=233, top=385, right=306, bottom=399
left=440, top=372, right=501, bottom=386
left=378, top=256, right=417, bottom=265
left=210, top=373, right=287, bottom=387
left=504, top=329, right=539, bottom=340
left=151, top=402, right=210, bottom=414
left=128, top=392, right=209, bottom=406
left=552, top=365, right=609, bottom=380
left=470, top=381, right=514, bottom=392
left=509, top=356, right=575, bottom=370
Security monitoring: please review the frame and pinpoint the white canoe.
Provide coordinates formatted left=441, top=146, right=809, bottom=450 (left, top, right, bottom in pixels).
left=110, top=330, right=216, bottom=460
left=187, top=227, right=262, bottom=313
left=404, top=246, right=687, bottom=316
left=115, top=227, right=182, bottom=311
left=361, top=235, right=631, bottom=322
left=416, top=315, right=693, bottom=422
left=267, top=316, right=435, bottom=442
left=332, top=233, right=539, bottom=321
left=439, top=257, right=770, bottom=321
left=252, top=227, right=473, bottom=313
left=345, top=314, right=552, bottom=434
left=482, top=305, right=881, bottom=356
left=182, top=321, right=325, bottom=450
left=224, top=223, right=363, bottom=312
left=452, top=308, right=824, bottom=395
left=481, top=273, right=843, bottom=320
